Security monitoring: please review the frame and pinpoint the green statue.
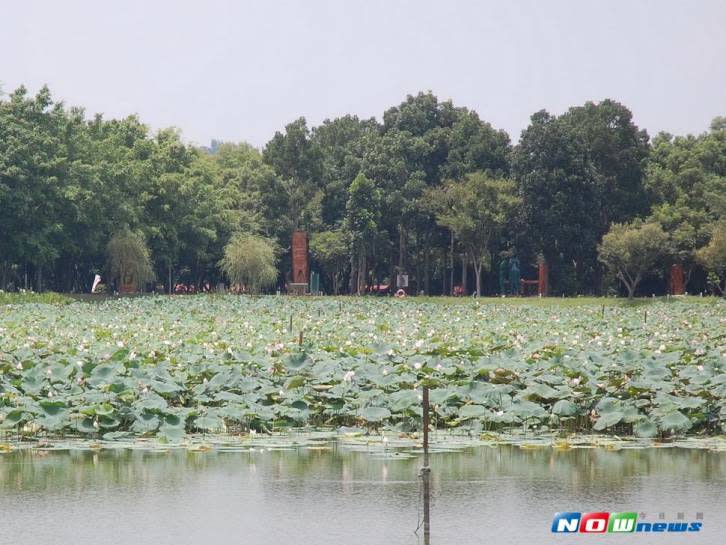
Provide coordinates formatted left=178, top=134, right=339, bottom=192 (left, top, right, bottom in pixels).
left=499, top=258, right=509, bottom=295
left=509, top=256, right=520, bottom=296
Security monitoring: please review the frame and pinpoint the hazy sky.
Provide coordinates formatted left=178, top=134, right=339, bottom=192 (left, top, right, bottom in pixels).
left=2, top=0, right=725, bottom=147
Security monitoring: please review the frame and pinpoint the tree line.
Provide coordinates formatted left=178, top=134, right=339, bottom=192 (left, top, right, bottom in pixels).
left=0, top=86, right=724, bottom=296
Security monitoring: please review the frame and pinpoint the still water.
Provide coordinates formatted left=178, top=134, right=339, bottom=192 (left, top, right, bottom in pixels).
left=1, top=444, right=724, bottom=544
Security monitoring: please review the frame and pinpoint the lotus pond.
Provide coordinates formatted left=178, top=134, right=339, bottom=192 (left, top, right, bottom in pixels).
left=0, top=295, right=725, bottom=444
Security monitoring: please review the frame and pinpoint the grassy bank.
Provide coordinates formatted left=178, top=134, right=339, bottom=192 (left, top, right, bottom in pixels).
left=0, top=292, right=72, bottom=305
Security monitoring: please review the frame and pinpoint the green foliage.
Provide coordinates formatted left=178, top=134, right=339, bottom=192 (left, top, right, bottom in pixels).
left=346, top=173, right=382, bottom=293
left=512, top=102, right=650, bottom=294
left=0, top=296, right=723, bottom=439
left=106, top=231, right=154, bottom=289
left=598, top=221, right=668, bottom=298
left=645, top=121, right=726, bottom=277
left=428, top=173, right=520, bottom=295
left=0, top=292, right=72, bottom=305
left=309, top=230, right=349, bottom=294
left=696, top=222, right=726, bottom=294
left=0, top=85, right=722, bottom=297
left=219, top=234, right=277, bottom=293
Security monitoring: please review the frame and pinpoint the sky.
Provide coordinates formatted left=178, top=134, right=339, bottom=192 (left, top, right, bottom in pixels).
left=2, top=0, right=725, bottom=148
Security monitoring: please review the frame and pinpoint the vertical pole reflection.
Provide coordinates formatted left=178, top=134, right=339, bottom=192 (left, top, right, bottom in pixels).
left=420, top=386, right=432, bottom=544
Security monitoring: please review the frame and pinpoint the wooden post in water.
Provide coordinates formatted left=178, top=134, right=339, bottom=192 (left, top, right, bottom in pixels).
left=421, top=385, right=431, bottom=544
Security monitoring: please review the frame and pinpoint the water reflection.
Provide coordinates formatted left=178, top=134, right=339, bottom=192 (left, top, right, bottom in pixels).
left=1, top=445, right=724, bottom=545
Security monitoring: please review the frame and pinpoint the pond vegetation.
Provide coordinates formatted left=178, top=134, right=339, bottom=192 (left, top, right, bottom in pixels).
left=1, top=296, right=724, bottom=447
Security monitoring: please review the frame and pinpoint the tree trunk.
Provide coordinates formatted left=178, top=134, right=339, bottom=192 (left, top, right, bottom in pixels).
left=619, top=270, right=640, bottom=299
left=398, top=224, right=405, bottom=271
left=424, top=244, right=430, bottom=296
left=461, top=254, right=467, bottom=295
left=473, top=259, right=482, bottom=297
left=36, top=265, right=42, bottom=293
left=349, top=253, right=356, bottom=294
left=357, top=251, right=366, bottom=295
left=442, top=250, right=447, bottom=296
left=389, top=247, right=396, bottom=295
left=449, top=231, right=454, bottom=296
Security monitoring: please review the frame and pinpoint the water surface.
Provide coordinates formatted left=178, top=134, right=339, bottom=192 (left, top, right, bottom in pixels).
left=1, top=445, right=724, bottom=544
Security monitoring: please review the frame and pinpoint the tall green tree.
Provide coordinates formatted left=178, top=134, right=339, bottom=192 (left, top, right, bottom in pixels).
left=428, top=173, right=520, bottom=296
left=263, top=118, right=324, bottom=234
left=696, top=221, right=726, bottom=295
left=346, top=173, right=382, bottom=294
left=645, top=120, right=726, bottom=287
left=309, top=229, right=349, bottom=295
left=513, top=101, right=649, bottom=294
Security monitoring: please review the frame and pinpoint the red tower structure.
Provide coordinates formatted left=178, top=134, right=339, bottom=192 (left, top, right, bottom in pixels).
left=290, top=231, right=309, bottom=295
left=670, top=264, right=685, bottom=295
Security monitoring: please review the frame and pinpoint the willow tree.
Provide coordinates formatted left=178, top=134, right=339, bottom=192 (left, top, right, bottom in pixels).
left=219, top=233, right=277, bottom=294
left=106, top=230, right=154, bottom=291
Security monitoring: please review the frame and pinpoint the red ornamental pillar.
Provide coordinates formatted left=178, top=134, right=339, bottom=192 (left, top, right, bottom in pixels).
left=290, top=231, right=309, bottom=295
left=670, top=264, right=685, bottom=295
left=538, top=261, right=548, bottom=296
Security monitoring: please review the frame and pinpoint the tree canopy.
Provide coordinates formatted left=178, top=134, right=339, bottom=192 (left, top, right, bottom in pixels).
left=598, top=221, right=669, bottom=298
left=0, top=85, right=723, bottom=296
